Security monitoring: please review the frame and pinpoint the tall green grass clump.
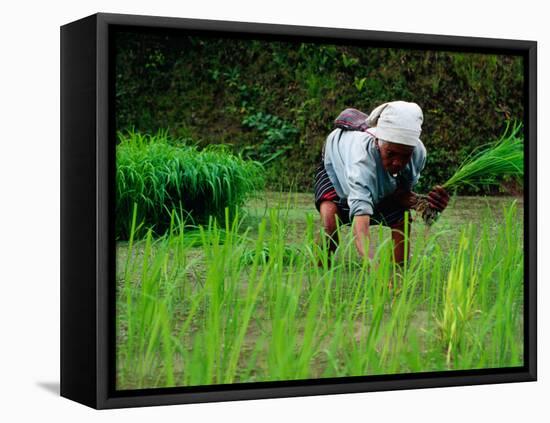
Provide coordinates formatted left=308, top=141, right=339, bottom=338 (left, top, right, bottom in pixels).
left=416, top=122, right=523, bottom=224
left=116, top=130, right=265, bottom=239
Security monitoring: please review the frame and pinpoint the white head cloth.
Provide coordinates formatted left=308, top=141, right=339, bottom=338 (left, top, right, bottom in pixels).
left=366, top=101, right=423, bottom=147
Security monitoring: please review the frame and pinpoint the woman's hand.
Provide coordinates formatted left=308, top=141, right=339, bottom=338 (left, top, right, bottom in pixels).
left=391, top=188, right=418, bottom=209
left=427, top=185, right=450, bottom=211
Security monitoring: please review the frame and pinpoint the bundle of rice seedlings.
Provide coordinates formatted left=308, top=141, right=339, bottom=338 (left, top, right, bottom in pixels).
left=414, top=122, right=523, bottom=225
left=116, top=130, right=265, bottom=239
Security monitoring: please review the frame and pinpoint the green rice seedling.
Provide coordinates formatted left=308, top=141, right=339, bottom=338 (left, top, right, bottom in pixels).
left=116, top=129, right=265, bottom=239
left=117, top=218, right=193, bottom=387
left=414, top=122, right=523, bottom=224
left=476, top=201, right=524, bottom=368
left=443, top=123, right=523, bottom=191
left=436, top=224, right=480, bottom=366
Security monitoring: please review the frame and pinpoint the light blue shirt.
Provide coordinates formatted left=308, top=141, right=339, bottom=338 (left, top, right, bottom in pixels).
left=323, top=128, right=426, bottom=219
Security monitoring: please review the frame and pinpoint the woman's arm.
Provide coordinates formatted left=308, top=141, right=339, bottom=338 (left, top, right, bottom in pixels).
left=353, top=214, right=371, bottom=258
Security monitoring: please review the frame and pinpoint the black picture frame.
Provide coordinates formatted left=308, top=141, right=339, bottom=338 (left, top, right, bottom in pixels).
left=60, top=12, right=537, bottom=409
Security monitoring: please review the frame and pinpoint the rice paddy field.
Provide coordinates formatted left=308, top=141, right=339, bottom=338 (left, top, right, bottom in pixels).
left=115, top=191, right=524, bottom=390
left=112, top=34, right=527, bottom=392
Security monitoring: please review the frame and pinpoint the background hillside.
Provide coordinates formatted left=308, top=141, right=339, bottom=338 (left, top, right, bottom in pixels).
left=114, top=30, right=524, bottom=194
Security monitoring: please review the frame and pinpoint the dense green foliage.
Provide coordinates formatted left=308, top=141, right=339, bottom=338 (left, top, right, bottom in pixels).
left=116, top=130, right=264, bottom=239
left=116, top=196, right=523, bottom=388
left=115, top=30, right=524, bottom=193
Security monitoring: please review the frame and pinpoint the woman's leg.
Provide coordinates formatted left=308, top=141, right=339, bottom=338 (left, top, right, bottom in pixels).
left=319, top=200, right=341, bottom=255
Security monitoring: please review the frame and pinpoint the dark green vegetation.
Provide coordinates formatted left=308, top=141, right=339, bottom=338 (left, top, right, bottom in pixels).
left=115, top=30, right=524, bottom=192
left=116, top=130, right=264, bottom=239
left=116, top=193, right=524, bottom=389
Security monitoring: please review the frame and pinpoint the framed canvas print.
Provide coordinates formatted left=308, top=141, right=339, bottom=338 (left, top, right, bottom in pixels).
left=60, top=12, right=537, bottom=409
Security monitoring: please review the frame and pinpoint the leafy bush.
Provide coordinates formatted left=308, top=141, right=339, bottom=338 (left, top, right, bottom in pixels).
left=116, top=130, right=265, bottom=240
left=241, top=111, right=299, bottom=164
